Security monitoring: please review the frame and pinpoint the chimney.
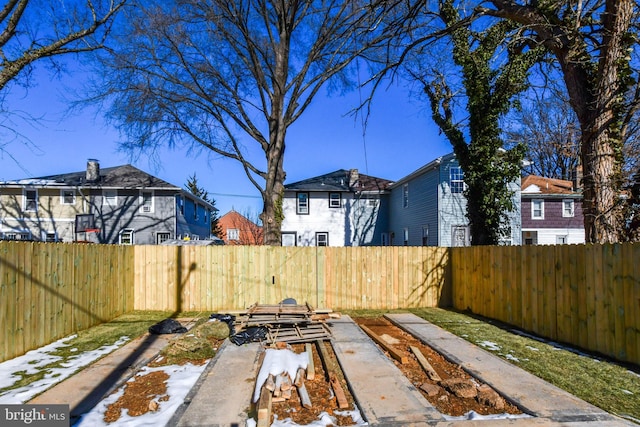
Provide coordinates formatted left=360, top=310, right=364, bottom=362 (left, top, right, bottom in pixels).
left=572, top=165, right=583, bottom=191
left=348, top=169, right=359, bottom=187
left=86, top=159, right=100, bottom=183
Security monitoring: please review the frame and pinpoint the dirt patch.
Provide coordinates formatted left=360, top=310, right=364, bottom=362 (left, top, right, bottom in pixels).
left=354, top=316, right=522, bottom=417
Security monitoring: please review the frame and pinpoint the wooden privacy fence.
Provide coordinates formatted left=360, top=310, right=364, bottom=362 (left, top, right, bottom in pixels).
left=0, top=241, right=134, bottom=363
left=451, top=243, right=640, bottom=365
left=1, top=241, right=639, bottom=366
left=133, top=245, right=451, bottom=312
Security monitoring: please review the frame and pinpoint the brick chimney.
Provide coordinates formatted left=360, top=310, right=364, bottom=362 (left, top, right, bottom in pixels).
left=86, top=159, right=100, bottom=183
left=348, top=169, right=359, bottom=188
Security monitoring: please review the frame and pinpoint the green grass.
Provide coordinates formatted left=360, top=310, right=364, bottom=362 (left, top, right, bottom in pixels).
left=347, top=307, right=640, bottom=423
left=0, top=311, right=172, bottom=394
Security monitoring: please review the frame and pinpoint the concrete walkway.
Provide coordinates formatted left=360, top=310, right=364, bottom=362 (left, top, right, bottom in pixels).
left=385, top=313, right=634, bottom=427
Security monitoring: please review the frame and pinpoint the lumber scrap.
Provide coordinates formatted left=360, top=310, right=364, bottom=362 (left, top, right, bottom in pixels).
left=360, top=324, right=408, bottom=364
left=296, top=382, right=313, bottom=409
left=256, top=384, right=272, bottom=427
left=315, top=340, right=349, bottom=409
left=410, top=346, right=442, bottom=382
left=329, top=373, right=349, bottom=409
left=305, top=343, right=315, bottom=380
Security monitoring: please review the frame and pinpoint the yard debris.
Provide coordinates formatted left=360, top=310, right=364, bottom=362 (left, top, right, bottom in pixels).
left=212, top=302, right=338, bottom=346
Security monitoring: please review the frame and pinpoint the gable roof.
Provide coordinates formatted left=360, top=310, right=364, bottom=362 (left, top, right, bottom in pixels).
left=15, top=164, right=181, bottom=190
left=521, top=175, right=576, bottom=195
left=285, top=169, right=393, bottom=193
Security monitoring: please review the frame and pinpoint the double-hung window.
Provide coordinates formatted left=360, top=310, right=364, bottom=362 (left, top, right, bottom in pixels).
left=532, top=199, right=544, bottom=219
left=227, top=228, right=239, bottom=241
left=103, top=190, right=117, bottom=207
left=562, top=199, right=574, bottom=217
left=24, top=189, right=38, bottom=212
left=297, top=192, right=309, bottom=215
left=141, top=191, right=153, bottom=213
left=61, top=190, right=75, bottom=205
left=329, top=192, right=341, bottom=208
left=450, top=167, right=464, bottom=194
left=119, top=229, right=134, bottom=245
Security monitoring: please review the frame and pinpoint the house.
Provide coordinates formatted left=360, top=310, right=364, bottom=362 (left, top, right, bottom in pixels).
left=218, top=210, right=263, bottom=245
left=388, top=152, right=522, bottom=246
left=280, top=153, right=522, bottom=247
left=0, top=160, right=216, bottom=244
left=520, top=175, right=585, bottom=245
left=280, top=169, right=393, bottom=246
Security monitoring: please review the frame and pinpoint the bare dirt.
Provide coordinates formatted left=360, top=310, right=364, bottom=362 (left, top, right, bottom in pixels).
left=100, top=316, right=522, bottom=425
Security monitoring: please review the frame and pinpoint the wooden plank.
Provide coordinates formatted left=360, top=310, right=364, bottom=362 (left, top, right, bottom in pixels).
left=329, top=373, right=349, bottom=409
left=296, top=382, right=312, bottom=409
left=360, top=324, right=408, bottom=364
left=409, top=346, right=441, bottom=381
left=305, top=343, right=315, bottom=380
left=256, top=385, right=272, bottom=427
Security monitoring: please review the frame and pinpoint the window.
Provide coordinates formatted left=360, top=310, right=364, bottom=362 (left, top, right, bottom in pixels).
left=156, top=232, right=170, bottom=244
left=402, top=184, right=409, bottom=208
left=282, top=232, right=297, bottom=246
left=24, top=189, right=38, bottom=212
left=329, top=192, right=341, bottom=208
left=422, top=225, right=429, bottom=246
left=227, top=228, right=240, bottom=241
left=61, top=190, right=75, bottom=205
left=532, top=199, right=544, bottom=219
left=452, top=226, right=469, bottom=247
left=141, top=191, right=153, bottom=213
left=562, top=199, right=575, bottom=217
left=193, top=201, right=198, bottom=220
left=103, top=190, right=117, bottom=207
left=403, top=228, right=409, bottom=246
left=119, top=229, right=134, bottom=245
left=368, top=198, right=378, bottom=207
left=177, top=196, right=185, bottom=215
left=297, top=192, right=309, bottom=215
left=450, top=167, right=464, bottom=194
left=316, top=232, right=328, bottom=246
left=44, top=232, right=58, bottom=242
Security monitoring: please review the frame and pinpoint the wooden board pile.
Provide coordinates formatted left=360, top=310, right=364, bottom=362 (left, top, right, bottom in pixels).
left=255, top=342, right=350, bottom=427
left=233, top=302, right=337, bottom=344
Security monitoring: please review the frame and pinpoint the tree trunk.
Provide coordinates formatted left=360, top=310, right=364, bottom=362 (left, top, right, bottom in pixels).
left=261, top=139, right=286, bottom=246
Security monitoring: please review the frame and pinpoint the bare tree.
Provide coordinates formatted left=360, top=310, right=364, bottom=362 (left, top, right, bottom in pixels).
left=484, top=0, right=639, bottom=242
left=505, top=90, right=581, bottom=181
left=92, top=0, right=402, bottom=245
left=0, top=0, right=126, bottom=156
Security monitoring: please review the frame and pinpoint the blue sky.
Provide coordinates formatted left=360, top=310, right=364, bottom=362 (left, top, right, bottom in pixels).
left=0, top=66, right=452, bottom=217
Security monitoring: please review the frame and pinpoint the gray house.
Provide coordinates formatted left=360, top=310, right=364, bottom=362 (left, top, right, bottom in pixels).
left=388, top=153, right=522, bottom=246
left=0, top=160, right=215, bottom=244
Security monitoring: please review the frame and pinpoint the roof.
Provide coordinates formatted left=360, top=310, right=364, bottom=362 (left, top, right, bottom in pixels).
left=160, top=238, right=225, bottom=246
left=521, top=175, right=576, bottom=195
left=6, top=164, right=181, bottom=190
left=389, top=152, right=456, bottom=188
left=285, top=169, right=393, bottom=193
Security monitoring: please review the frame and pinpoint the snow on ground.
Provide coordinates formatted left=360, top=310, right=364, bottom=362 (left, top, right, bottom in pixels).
left=0, top=335, right=130, bottom=404
left=73, top=362, right=207, bottom=427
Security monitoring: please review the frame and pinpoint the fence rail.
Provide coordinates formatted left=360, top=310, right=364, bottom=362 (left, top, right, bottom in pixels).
left=0, top=242, right=638, bottom=366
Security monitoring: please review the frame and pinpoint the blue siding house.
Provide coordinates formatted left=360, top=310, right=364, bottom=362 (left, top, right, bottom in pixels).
left=387, top=153, right=522, bottom=246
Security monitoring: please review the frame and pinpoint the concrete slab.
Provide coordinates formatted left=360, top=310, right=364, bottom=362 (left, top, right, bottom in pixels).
left=329, top=315, right=445, bottom=426
left=29, top=331, right=179, bottom=420
left=385, top=313, right=634, bottom=426
left=171, top=341, right=261, bottom=427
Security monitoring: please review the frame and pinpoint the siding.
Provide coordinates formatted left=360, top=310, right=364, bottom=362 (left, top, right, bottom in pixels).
left=438, top=159, right=468, bottom=247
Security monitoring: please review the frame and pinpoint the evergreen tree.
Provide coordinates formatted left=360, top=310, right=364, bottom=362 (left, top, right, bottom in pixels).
left=184, top=173, right=222, bottom=238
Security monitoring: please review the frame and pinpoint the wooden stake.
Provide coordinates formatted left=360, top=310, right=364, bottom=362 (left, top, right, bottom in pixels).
left=410, top=346, right=442, bottom=381
left=294, top=367, right=306, bottom=388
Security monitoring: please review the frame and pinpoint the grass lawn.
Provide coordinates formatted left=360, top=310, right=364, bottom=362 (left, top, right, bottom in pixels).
left=345, top=307, right=640, bottom=424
